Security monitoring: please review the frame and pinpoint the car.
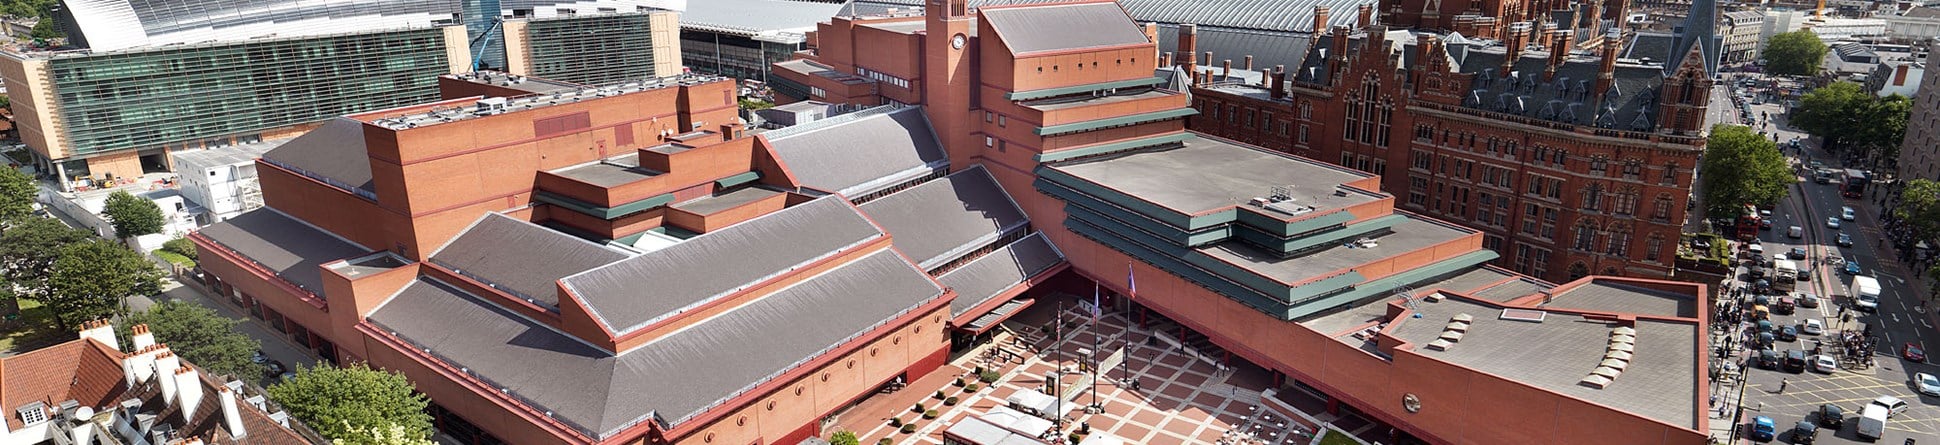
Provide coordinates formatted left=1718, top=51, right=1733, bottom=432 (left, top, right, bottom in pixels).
left=1904, top=343, right=1927, bottom=363
left=1819, top=403, right=1845, bottom=428
left=1755, top=349, right=1782, bottom=370
left=1754, top=294, right=1772, bottom=306
left=262, top=360, right=287, bottom=380
left=1788, top=225, right=1803, bottom=238
left=1827, top=217, right=1841, bottom=229
left=1789, top=247, right=1807, bottom=260
left=250, top=350, right=268, bottom=364
left=1749, top=416, right=1777, bottom=441
left=1809, top=160, right=1825, bottom=169
left=1845, top=260, right=1863, bottom=275
left=1837, top=232, right=1854, bottom=247
left=1870, top=395, right=1909, bottom=418
left=1798, top=293, right=1820, bottom=308
left=1792, top=420, right=1819, bottom=444
left=1812, top=354, right=1838, bottom=373
left=1775, top=297, right=1796, bottom=315
left=1842, top=206, right=1856, bottom=221
left=1918, top=373, right=1940, bottom=397
left=1760, top=219, right=1773, bottom=230
left=1752, top=278, right=1772, bottom=293
left=1784, top=349, right=1809, bottom=373
left=1801, top=319, right=1825, bottom=335
left=1778, top=325, right=1799, bottom=341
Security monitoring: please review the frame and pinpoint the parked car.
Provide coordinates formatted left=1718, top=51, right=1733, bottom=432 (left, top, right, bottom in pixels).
left=263, top=360, right=288, bottom=380
left=1801, top=319, right=1824, bottom=336
left=1827, top=217, right=1841, bottom=229
left=1812, top=354, right=1838, bottom=373
left=1792, top=420, right=1818, bottom=444
left=1778, top=325, right=1799, bottom=342
left=1836, top=232, right=1853, bottom=247
left=1917, top=372, right=1940, bottom=397
left=1871, top=395, right=1909, bottom=417
left=1761, top=219, right=1773, bottom=230
left=1784, top=349, right=1808, bottom=373
left=1818, top=403, right=1844, bottom=428
left=1788, top=247, right=1807, bottom=260
left=1755, top=349, right=1781, bottom=370
left=1905, top=343, right=1928, bottom=363
left=1749, top=415, right=1777, bottom=441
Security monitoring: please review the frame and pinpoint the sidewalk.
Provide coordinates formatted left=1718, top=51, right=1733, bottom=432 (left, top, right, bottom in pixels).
left=133, top=278, right=321, bottom=381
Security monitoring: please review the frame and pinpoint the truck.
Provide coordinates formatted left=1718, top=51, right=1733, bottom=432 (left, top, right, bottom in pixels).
left=1774, top=260, right=1799, bottom=291
left=1853, top=275, right=1882, bottom=311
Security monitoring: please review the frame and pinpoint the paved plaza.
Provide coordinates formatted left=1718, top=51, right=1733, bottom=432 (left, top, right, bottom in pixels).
left=832, top=296, right=1384, bottom=444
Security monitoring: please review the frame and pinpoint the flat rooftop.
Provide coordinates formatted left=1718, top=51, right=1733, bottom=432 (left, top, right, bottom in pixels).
left=194, top=209, right=370, bottom=294
left=170, top=142, right=277, bottom=171
left=1046, top=136, right=1378, bottom=216
left=670, top=187, right=783, bottom=215
left=1540, top=281, right=1699, bottom=318
left=549, top=155, right=661, bottom=188
left=367, top=74, right=729, bottom=131
left=1195, top=215, right=1473, bottom=285
left=1387, top=295, right=1700, bottom=429
left=446, top=71, right=583, bottom=95
left=1022, top=88, right=1178, bottom=112
left=1469, top=277, right=1558, bottom=303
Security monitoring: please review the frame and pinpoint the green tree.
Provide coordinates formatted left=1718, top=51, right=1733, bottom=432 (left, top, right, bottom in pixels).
left=1899, top=179, right=1940, bottom=243
left=0, top=217, right=90, bottom=311
left=116, top=301, right=262, bottom=379
left=1792, top=81, right=1869, bottom=152
left=27, top=17, right=57, bottom=40
left=101, top=190, right=164, bottom=239
left=1700, top=125, right=1794, bottom=219
left=333, top=423, right=435, bottom=445
left=44, top=239, right=160, bottom=330
left=268, top=363, right=433, bottom=443
left=1853, top=94, right=1911, bottom=169
left=829, top=430, right=861, bottom=445
left=1765, top=30, right=1828, bottom=76
left=0, top=166, right=33, bottom=223
left=160, top=237, right=197, bottom=260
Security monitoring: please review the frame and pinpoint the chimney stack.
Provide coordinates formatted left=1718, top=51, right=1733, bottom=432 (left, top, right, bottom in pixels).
left=1546, top=30, right=1571, bottom=81
left=125, top=344, right=163, bottom=385
left=131, top=324, right=154, bottom=351
left=174, top=367, right=203, bottom=424
left=1595, top=28, right=1620, bottom=99
left=1357, top=4, right=1373, bottom=28
left=1314, top=6, right=1331, bottom=34
left=1222, top=59, right=1232, bottom=79
left=1177, top=24, right=1199, bottom=70
left=77, top=320, right=117, bottom=352
left=156, top=350, right=180, bottom=404
left=69, top=408, right=95, bottom=445
left=1160, top=51, right=1172, bottom=67
left=218, top=387, right=247, bottom=439
left=1270, top=65, right=1287, bottom=99
left=1243, top=55, right=1254, bottom=71
left=1503, top=23, right=1530, bottom=75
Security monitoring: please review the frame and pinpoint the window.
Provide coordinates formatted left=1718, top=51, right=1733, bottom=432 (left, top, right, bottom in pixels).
left=1646, top=235, right=1664, bottom=261
left=985, top=111, right=993, bottom=122
left=985, top=136, right=995, bottom=147
left=1409, top=176, right=1429, bottom=207
left=1299, top=101, right=1312, bottom=120
left=1412, top=151, right=1433, bottom=170
left=1662, top=161, right=1679, bottom=185
left=1608, top=230, right=1630, bottom=256
left=1581, top=183, right=1603, bottom=211
left=1622, top=159, right=1644, bottom=180
left=1574, top=224, right=1596, bottom=251
left=1483, top=234, right=1504, bottom=252
left=1245, top=109, right=1256, bottom=127
left=1263, top=112, right=1273, bottom=130
left=1552, top=149, right=1568, bottom=165
left=16, top=403, right=45, bottom=425
left=809, top=86, right=827, bottom=98
left=1589, top=156, right=1609, bottom=175
left=1298, top=125, right=1309, bottom=143
left=1653, top=195, right=1673, bottom=221
left=1527, top=173, right=1545, bottom=196
left=1615, top=189, right=1638, bottom=215
left=1522, top=204, right=1541, bottom=235
left=1476, top=193, right=1494, bottom=224
left=999, top=115, right=1007, bottom=127
left=1541, top=207, right=1557, bottom=239
left=1372, top=159, right=1386, bottom=175
left=1514, top=243, right=1534, bottom=274
left=1341, top=152, right=1354, bottom=167
left=1532, top=248, right=1550, bottom=278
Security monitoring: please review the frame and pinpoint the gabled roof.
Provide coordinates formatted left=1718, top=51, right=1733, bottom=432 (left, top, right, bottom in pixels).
left=261, top=117, right=374, bottom=193
left=857, top=166, right=1029, bottom=270
left=939, top=233, right=1065, bottom=316
left=429, top=213, right=631, bottom=308
left=1154, top=24, right=1311, bottom=77
left=844, top=0, right=1371, bottom=33
left=1666, top=0, right=1722, bottom=76
left=370, top=248, right=945, bottom=438
left=0, top=339, right=125, bottom=430
left=194, top=209, right=370, bottom=294
left=559, top=196, right=885, bottom=336
left=764, top=106, right=948, bottom=197
left=980, top=2, right=1150, bottom=55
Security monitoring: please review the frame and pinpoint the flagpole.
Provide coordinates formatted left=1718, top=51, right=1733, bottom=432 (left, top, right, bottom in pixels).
left=1055, top=299, right=1064, bottom=426
left=1091, top=282, right=1102, bottom=414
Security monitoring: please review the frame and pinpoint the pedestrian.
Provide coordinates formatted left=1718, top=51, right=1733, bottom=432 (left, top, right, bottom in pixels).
left=1779, top=378, right=1788, bottom=393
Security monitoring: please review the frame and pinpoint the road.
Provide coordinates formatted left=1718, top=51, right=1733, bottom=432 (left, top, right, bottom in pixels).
left=1725, top=72, right=1940, bottom=444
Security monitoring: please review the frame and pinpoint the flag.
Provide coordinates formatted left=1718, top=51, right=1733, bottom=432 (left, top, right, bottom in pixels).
left=1126, top=262, right=1138, bottom=298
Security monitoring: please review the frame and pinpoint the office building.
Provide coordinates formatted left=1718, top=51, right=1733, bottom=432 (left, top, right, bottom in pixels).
left=1898, top=41, right=1940, bottom=181
left=680, top=0, right=847, bottom=82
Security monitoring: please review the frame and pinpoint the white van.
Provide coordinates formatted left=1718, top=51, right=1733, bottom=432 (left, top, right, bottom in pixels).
left=1854, top=276, right=1882, bottom=311
left=1857, top=404, right=1887, bottom=440
left=1788, top=226, right=1803, bottom=238
left=1843, top=206, right=1857, bottom=221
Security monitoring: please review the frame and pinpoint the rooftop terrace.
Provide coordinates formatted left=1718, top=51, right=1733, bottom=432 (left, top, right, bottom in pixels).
left=549, top=155, right=662, bottom=188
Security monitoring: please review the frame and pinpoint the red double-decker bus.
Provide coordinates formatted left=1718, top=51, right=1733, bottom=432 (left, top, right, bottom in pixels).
left=1841, top=169, right=1869, bottom=198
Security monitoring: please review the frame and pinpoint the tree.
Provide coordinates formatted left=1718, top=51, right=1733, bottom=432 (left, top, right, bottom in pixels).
left=101, top=190, right=163, bottom=239
left=268, top=363, right=433, bottom=443
left=116, top=301, right=262, bottom=379
left=0, top=166, right=34, bottom=222
left=1899, top=179, right=1940, bottom=244
left=829, top=431, right=861, bottom=445
left=1700, top=125, right=1794, bottom=219
left=1853, top=94, right=1911, bottom=169
left=0, top=217, right=91, bottom=312
left=333, top=422, right=435, bottom=445
left=44, top=239, right=160, bottom=330
left=1765, top=30, right=1828, bottom=76
left=160, top=237, right=197, bottom=261
left=1792, top=81, right=1869, bottom=152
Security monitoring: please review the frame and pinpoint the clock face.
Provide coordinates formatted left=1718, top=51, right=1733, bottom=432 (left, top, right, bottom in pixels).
left=951, top=34, right=966, bottom=49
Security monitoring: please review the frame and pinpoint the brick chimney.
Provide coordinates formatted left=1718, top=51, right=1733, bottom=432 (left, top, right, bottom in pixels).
left=155, top=350, right=180, bottom=404
left=124, top=344, right=164, bottom=385
left=1160, top=51, right=1172, bottom=67
left=1222, top=59, right=1232, bottom=79
left=1177, top=24, right=1199, bottom=71
left=1595, top=28, right=1620, bottom=100
left=1270, top=65, right=1287, bottom=99
left=1314, top=6, right=1331, bottom=34
left=1357, top=4, right=1373, bottom=28
left=1243, top=55, right=1254, bottom=71
left=131, top=324, right=154, bottom=351
left=1546, top=30, right=1571, bottom=81
left=77, top=319, right=118, bottom=352
left=218, top=387, right=246, bottom=439
left=173, top=367, right=203, bottom=424
left=1502, top=23, right=1530, bottom=75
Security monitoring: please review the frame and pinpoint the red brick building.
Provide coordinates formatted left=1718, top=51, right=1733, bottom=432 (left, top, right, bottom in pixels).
left=1181, top=2, right=1718, bottom=284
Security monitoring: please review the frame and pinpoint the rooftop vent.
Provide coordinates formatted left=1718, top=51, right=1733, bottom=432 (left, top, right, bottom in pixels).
left=1250, top=185, right=1317, bottom=216
left=1499, top=308, right=1546, bottom=322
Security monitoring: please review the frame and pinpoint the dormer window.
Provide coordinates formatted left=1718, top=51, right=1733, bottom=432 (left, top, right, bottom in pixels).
left=16, top=402, right=46, bottom=425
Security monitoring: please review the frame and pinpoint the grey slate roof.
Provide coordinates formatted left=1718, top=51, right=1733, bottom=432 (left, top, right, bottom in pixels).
left=681, top=0, right=847, bottom=36
left=369, top=249, right=943, bottom=438
left=429, top=213, right=630, bottom=308
left=939, top=233, right=1064, bottom=317
left=261, top=117, right=374, bottom=192
left=844, top=0, right=1373, bottom=33
left=1451, top=47, right=1664, bottom=131
left=194, top=209, right=369, bottom=294
left=764, top=106, right=948, bottom=197
left=1155, top=24, right=1311, bottom=75
left=979, top=2, right=1150, bottom=54
left=559, top=196, right=885, bottom=335
left=1623, top=31, right=1677, bottom=65
left=857, top=166, right=1028, bottom=270
left=1666, top=0, right=1722, bottom=76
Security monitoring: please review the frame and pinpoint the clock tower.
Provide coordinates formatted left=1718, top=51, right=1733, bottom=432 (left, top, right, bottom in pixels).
left=924, top=0, right=978, bottom=169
